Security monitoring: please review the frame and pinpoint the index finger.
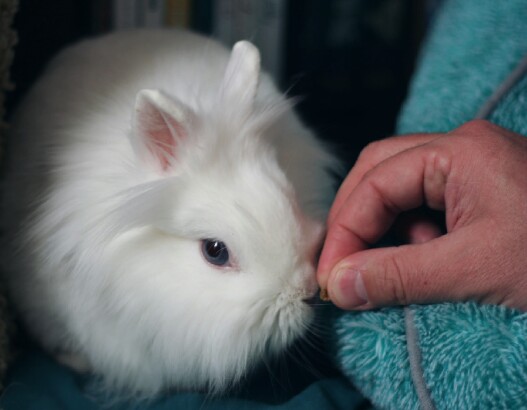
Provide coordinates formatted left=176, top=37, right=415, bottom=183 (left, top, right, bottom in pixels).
left=328, top=133, right=441, bottom=226
left=317, top=137, right=451, bottom=288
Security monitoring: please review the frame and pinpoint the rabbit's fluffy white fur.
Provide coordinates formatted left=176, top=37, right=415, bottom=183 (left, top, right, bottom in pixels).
left=1, top=30, right=338, bottom=396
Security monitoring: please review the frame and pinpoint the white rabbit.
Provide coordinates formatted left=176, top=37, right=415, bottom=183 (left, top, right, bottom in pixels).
left=1, top=29, right=338, bottom=397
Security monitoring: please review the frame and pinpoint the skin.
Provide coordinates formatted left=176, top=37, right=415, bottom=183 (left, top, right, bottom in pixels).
left=317, top=120, right=527, bottom=311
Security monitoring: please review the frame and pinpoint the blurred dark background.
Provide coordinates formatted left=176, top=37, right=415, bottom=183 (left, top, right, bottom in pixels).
left=7, top=0, right=440, bottom=171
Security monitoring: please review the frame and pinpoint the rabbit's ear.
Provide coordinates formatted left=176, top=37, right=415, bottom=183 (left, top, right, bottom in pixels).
left=218, top=41, right=260, bottom=120
left=132, top=89, right=194, bottom=171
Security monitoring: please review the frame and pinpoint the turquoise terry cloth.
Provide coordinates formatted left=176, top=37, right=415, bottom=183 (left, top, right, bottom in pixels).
left=332, top=0, right=527, bottom=409
left=332, top=304, right=527, bottom=410
left=397, top=0, right=527, bottom=135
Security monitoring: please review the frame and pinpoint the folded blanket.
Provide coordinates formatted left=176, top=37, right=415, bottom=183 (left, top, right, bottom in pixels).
left=332, top=0, right=527, bottom=409
left=1, top=340, right=367, bottom=410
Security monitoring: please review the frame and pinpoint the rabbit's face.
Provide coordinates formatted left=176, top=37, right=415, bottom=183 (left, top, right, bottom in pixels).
left=105, top=137, right=324, bottom=392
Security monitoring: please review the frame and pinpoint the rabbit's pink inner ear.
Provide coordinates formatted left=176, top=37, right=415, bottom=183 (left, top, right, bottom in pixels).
left=134, top=90, right=188, bottom=171
left=138, top=106, right=184, bottom=170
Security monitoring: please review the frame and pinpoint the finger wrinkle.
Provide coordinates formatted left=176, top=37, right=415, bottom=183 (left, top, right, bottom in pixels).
left=332, top=219, right=370, bottom=250
left=366, top=176, right=405, bottom=217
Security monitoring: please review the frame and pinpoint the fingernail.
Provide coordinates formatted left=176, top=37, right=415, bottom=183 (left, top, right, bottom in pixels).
left=331, top=268, right=368, bottom=308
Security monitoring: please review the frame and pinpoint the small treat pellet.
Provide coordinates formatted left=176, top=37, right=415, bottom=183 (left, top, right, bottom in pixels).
left=319, top=288, right=330, bottom=301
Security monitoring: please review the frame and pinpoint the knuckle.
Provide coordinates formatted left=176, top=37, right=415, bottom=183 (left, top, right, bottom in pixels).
left=423, top=145, right=451, bottom=175
left=421, top=148, right=451, bottom=210
left=450, top=120, right=501, bottom=156
left=456, top=119, right=496, bottom=135
left=454, top=120, right=507, bottom=151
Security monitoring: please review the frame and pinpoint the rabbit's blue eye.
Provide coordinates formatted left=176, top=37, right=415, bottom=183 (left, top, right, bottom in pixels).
left=201, top=239, right=230, bottom=267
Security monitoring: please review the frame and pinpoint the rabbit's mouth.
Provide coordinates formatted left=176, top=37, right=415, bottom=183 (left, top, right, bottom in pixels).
left=276, top=283, right=318, bottom=306
left=302, top=289, right=325, bottom=306
left=298, top=285, right=321, bottom=304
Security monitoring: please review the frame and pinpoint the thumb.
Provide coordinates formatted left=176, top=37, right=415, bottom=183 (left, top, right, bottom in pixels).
left=326, top=229, right=490, bottom=310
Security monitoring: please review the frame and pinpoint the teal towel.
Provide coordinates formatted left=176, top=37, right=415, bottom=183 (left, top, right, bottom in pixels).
left=333, top=304, right=527, bottom=410
left=332, top=0, right=527, bottom=409
left=398, top=0, right=527, bottom=135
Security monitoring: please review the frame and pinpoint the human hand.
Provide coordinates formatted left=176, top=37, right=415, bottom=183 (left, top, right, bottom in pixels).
left=317, top=120, right=527, bottom=311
